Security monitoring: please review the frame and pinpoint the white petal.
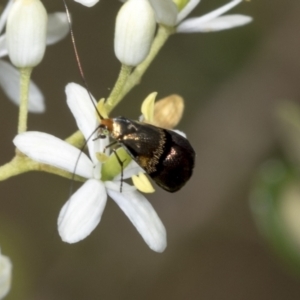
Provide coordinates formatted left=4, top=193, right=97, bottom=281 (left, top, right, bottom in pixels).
left=0, top=59, right=45, bottom=112
left=93, top=135, right=111, bottom=168
left=180, top=0, right=243, bottom=27
left=0, top=35, right=8, bottom=57
left=0, top=250, right=12, bottom=299
left=99, top=135, right=110, bottom=155
left=148, top=0, right=178, bottom=27
left=46, top=12, right=69, bottom=45
left=65, top=83, right=98, bottom=139
left=13, top=131, right=93, bottom=178
left=58, top=179, right=107, bottom=243
left=107, top=183, right=167, bottom=252
left=176, top=0, right=200, bottom=24
left=65, top=83, right=101, bottom=161
left=0, top=0, right=13, bottom=35
left=177, top=14, right=252, bottom=33
left=74, top=0, right=99, bottom=7
left=172, top=129, right=186, bottom=137
left=92, top=161, right=102, bottom=180
left=105, top=181, right=136, bottom=192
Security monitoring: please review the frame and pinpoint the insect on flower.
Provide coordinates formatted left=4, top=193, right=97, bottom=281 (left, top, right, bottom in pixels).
left=98, top=116, right=195, bottom=192
left=63, top=0, right=195, bottom=193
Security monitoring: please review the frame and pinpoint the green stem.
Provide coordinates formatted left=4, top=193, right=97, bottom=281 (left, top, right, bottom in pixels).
left=0, top=154, right=84, bottom=182
left=117, top=25, right=174, bottom=102
left=104, top=64, right=132, bottom=115
left=18, top=67, right=32, bottom=133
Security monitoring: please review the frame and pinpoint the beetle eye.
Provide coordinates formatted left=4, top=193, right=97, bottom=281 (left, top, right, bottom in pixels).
left=97, top=124, right=109, bottom=139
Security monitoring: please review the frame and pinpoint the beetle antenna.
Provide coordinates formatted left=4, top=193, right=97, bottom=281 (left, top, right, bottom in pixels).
left=111, top=149, right=124, bottom=192
left=59, top=126, right=102, bottom=228
left=62, top=0, right=103, bottom=120
left=61, top=0, right=127, bottom=194
left=69, top=126, right=100, bottom=194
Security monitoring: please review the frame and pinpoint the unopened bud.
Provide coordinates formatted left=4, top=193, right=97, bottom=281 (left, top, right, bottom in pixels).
left=152, top=94, right=184, bottom=129
left=114, top=0, right=156, bottom=66
left=6, top=0, right=47, bottom=68
left=0, top=249, right=12, bottom=299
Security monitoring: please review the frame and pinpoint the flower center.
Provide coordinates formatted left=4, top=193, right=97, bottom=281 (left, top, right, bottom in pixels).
left=101, top=148, right=132, bottom=181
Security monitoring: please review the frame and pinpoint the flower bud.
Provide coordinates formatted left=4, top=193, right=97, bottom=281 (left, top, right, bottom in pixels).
left=6, top=0, right=47, bottom=68
left=0, top=249, right=12, bottom=299
left=153, top=94, right=184, bottom=129
left=114, top=0, right=156, bottom=66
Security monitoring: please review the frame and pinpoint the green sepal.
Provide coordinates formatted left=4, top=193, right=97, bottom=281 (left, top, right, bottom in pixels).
left=173, top=0, right=189, bottom=11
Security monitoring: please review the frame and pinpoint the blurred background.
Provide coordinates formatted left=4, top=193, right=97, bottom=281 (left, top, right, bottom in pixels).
left=2, top=0, right=300, bottom=299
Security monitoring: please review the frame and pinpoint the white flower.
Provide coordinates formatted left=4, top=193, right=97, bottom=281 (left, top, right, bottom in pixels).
left=74, top=0, right=100, bottom=7
left=114, top=0, right=156, bottom=66
left=0, top=0, right=69, bottom=112
left=13, top=82, right=167, bottom=253
left=0, top=248, right=12, bottom=300
left=148, top=0, right=252, bottom=32
left=6, top=0, right=48, bottom=68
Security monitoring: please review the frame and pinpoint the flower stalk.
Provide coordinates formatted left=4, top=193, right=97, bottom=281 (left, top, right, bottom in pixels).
left=117, top=25, right=174, bottom=102
left=66, top=25, right=173, bottom=149
left=103, top=64, right=132, bottom=114
left=18, top=67, right=32, bottom=133
left=0, top=153, right=85, bottom=182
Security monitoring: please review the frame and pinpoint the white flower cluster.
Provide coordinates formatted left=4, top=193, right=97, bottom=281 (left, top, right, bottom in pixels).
left=0, top=3, right=253, bottom=297
left=0, top=0, right=69, bottom=112
left=14, top=83, right=167, bottom=253
left=9, top=0, right=252, bottom=253
left=149, top=0, right=252, bottom=32
left=114, top=0, right=252, bottom=66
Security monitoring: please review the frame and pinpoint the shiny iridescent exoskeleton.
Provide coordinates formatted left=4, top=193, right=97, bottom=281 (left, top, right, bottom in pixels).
left=100, top=117, right=195, bottom=192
